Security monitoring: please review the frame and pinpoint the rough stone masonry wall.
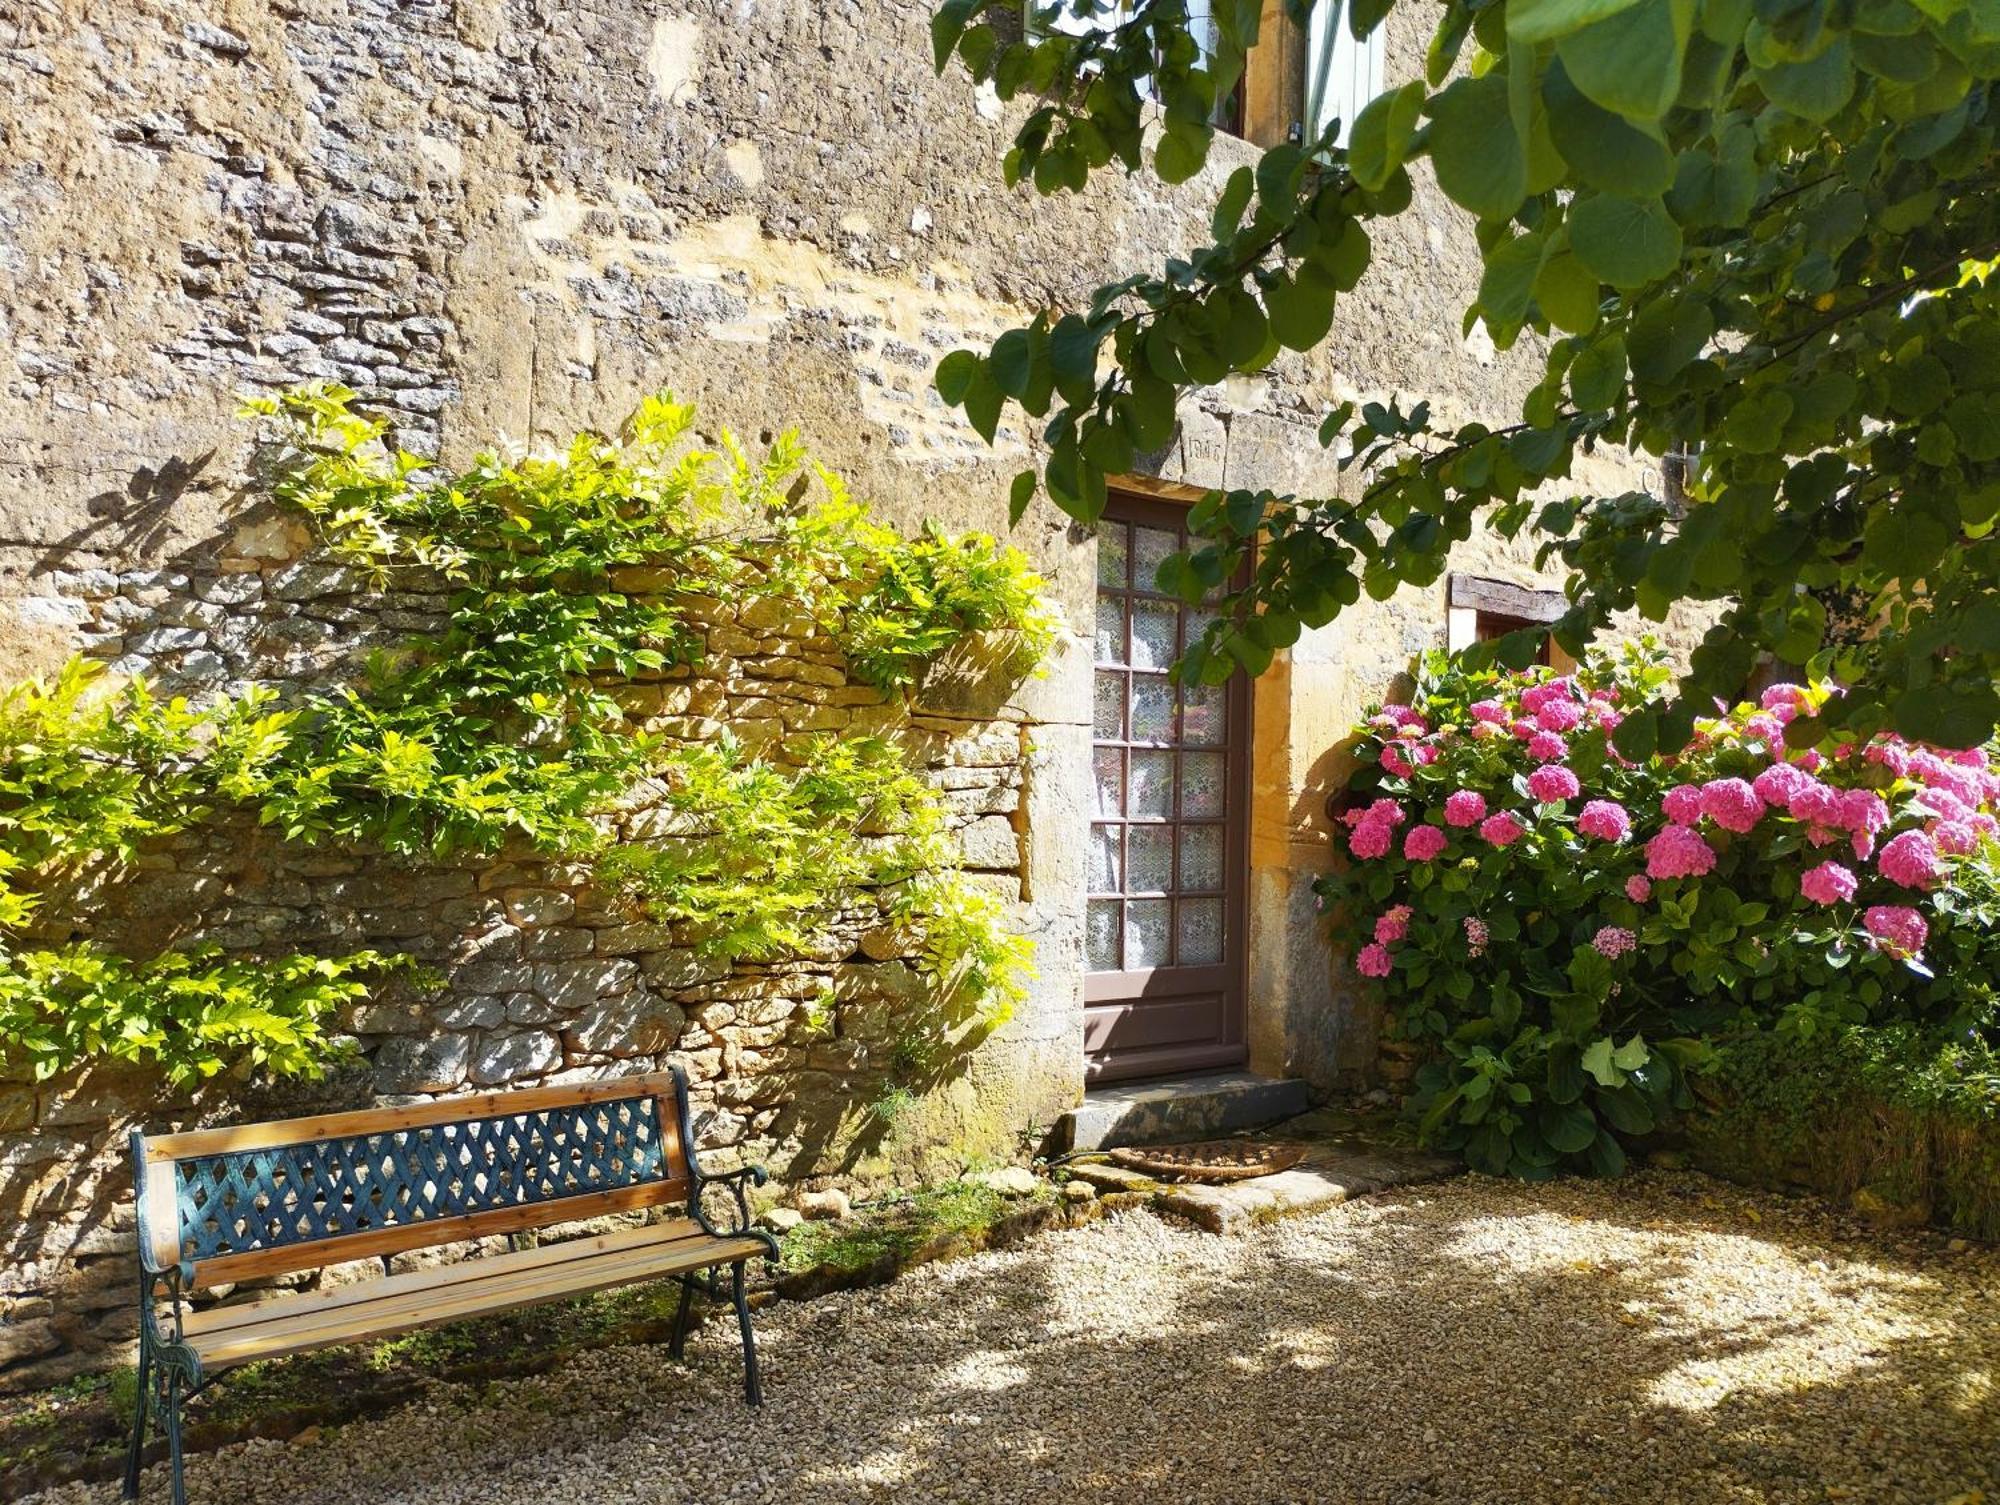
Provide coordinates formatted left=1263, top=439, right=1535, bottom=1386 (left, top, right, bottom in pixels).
left=0, top=518, right=1065, bottom=1390
left=0, top=0, right=1692, bottom=1388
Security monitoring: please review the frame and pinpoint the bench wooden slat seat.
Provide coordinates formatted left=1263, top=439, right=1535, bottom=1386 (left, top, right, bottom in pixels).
left=178, top=1221, right=773, bottom=1370
left=124, top=1067, right=776, bottom=1505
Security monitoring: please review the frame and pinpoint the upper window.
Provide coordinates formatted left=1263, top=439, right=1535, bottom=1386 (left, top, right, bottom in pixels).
left=1305, top=0, right=1386, bottom=149
left=1446, top=575, right=1566, bottom=668
left=1037, top=1, right=1246, bottom=136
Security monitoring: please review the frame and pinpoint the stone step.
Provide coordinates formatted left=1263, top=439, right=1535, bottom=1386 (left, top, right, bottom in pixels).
left=1053, top=1070, right=1313, bottom=1153
left=1151, top=1141, right=1461, bottom=1234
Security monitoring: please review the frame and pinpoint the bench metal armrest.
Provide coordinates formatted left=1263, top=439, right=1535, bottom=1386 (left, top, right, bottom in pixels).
left=690, top=1163, right=778, bottom=1258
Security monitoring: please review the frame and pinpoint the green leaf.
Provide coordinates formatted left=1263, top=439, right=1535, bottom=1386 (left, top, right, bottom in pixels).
left=1567, top=195, right=1683, bottom=288
left=1007, top=469, right=1037, bottom=526
left=1478, top=232, right=1547, bottom=328
left=1157, top=119, right=1211, bottom=183
left=1347, top=80, right=1426, bottom=191
left=1509, top=0, right=1645, bottom=43
left=1757, top=38, right=1857, bottom=121
left=988, top=328, right=1035, bottom=399
left=1556, top=0, right=1693, bottom=121
left=1534, top=251, right=1602, bottom=334
left=1611, top=1033, right=1650, bottom=1071
left=1426, top=75, right=1527, bottom=222
left=1627, top=299, right=1715, bottom=382
left=1585, top=1130, right=1629, bottom=1177
left=1544, top=60, right=1676, bottom=196
left=1264, top=266, right=1338, bottom=351
left=1539, top=1102, right=1600, bottom=1154
left=1211, top=166, right=1256, bottom=240
left=935, top=349, right=980, bottom=405
left=931, top=0, right=981, bottom=71
left=1568, top=334, right=1628, bottom=410
left=1581, top=1035, right=1623, bottom=1087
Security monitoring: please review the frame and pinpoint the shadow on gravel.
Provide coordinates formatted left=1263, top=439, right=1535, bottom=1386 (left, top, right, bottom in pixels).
left=35, top=1171, right=2000, bottom=1505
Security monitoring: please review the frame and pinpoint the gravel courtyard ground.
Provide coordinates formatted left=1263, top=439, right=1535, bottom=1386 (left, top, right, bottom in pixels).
left=48, top=1171, right=1999, bottom=1505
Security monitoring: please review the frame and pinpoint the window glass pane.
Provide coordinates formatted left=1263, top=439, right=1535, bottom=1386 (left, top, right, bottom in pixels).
left=1178, top=896, right=1224, bottom=965
left=1131, top=676, right=1175, bottom=741
left=1126, top=899, right=1171, bottom=969
left=1133, top=527, right=1178, bottom=592
left=1306, top=0, right=1387, bottom=149
left=1089, top=824, right=1122, bottom=893
left=1094, top=597, right=1127, bottom=665
left=1093, top=747, right=1124, bottom=817
left=1182, top=682, right=1226, bottom=746
left=1094, top=670, right=1125, bottom=738
left=1096, top=523, right=1129, bottom=588
left=1087, top=899, right=1122, bottom=972
left=1131, top=599, right=1179, bottom=671
left=1179, top=825, right=1223, bottom=891
left=1127, top=826, right=1174, bottom=893
left=1128, top=749, right=1174, bottom=819
left=1181, top=751, right=1226, bottom=817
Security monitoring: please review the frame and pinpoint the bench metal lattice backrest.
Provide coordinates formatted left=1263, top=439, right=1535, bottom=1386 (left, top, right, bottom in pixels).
left=135, top=1074, right=692, bottom=1288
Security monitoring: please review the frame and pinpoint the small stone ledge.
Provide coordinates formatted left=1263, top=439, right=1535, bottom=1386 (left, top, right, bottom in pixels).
left=1153, top=1144, right=1461, bottom=1235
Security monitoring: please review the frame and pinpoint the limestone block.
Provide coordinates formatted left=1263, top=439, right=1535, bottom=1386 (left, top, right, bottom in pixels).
left=566, top=993, right=686, bottom=1058
left=535, top=957, right=640, bottom=1011
left=469, top=1030, right=561, bottom=1086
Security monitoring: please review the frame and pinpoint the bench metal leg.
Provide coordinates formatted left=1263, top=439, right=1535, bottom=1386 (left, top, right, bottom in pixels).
left=731, top=1261, right=761, bottom=1407
left=668, top=1275, right=697, bottom=1361
left=123, top=1349, right=151, bottom=1500
left=165, top=1372, right=187, bottom=1505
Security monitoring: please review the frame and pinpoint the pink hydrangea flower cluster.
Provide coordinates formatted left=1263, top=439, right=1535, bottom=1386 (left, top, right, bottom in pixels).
left=1863, top=905, right=1928, bottom=959
left=1480, top=811, right=1526, bottom=847
left=1699, top=777, right=1765, bottom=834
left=1355, top=942, right=1393, bottom=977
left=1645, top=825, right=1718, bottom=880
left=1624, top=874, right=1652, bottom=903
left=1591, top=925, right=1636, bottom=958
left=1527, top=765, right=1581, bottom=804
left=1374, top=905, right=1412, bottom=944
left=1444, top=790, right=1487, bottom=827
left=1799, top=860, right=1857, bottom=905
left=1464, top=916, right=1489, bottom=957
left=1577, top=800, right=1632, bottom=843
left=1877, top=829, right=1940, bottom=890
left=1403, top=824, right=1448, bottom=862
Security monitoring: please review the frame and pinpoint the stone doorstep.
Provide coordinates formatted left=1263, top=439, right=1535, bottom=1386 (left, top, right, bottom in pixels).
left=1151, top=1143, right=1463, bottom=1236
left=1052, top=1070, right=1313, bottom=1153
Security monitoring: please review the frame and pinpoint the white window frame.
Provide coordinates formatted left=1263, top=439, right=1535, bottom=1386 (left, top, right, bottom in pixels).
left=1304, top=0, right=1385, bottom=149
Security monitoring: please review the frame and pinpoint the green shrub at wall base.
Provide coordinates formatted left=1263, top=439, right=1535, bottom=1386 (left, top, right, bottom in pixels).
left=1687, top=1023, right=2000, bottom=1240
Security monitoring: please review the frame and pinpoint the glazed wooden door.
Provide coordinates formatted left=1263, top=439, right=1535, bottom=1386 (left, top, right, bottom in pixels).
left=1085, top=493, right=1250, bottom=1083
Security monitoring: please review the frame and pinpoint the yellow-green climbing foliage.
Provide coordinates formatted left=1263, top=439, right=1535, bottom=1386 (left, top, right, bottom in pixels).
left=0, top=386, right=1055, bottom=1087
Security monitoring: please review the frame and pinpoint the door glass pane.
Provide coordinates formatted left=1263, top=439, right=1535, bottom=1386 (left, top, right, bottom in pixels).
left=1181, top=751, right=1226, bottom=817
left=1126, top=899, right=1172, bottom=968
left=1094, top=597, right=1126, bottom=665
left=1178, top=897, right=1223, bottom=965
left=1089, top=824, right=1122, bottom=893
left=1130, top=600, right=1178, bottom=671
left=1179, top=825, right=1223, bottom=891
left=1094, top=671, right=1125, bottom=738
left=1128, top=750, right=1174, bottom=819
left=1182, top=683, right=1225, bottom=746
left=1097, top=524, right=1129, bottom=588
left=1133, top=527, right=1178, bottom=593
left=1087, top=899, right=1122, bottom=971
left=1093, top=748, right=1124, bottom=817
left=1127, top=826, right=1174, bottom=892
left=1131, top=676, right=1175, bottom=741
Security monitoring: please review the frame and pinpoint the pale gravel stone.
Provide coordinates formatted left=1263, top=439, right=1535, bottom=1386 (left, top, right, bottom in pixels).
left=46, top=1174, right=1999, bottom=1505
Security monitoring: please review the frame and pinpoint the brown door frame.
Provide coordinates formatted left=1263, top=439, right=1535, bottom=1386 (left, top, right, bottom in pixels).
left=1084, top=488, right=1252, bottom=1084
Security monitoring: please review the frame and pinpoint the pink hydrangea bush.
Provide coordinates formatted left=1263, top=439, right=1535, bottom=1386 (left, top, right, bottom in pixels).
left=1320, top=642, right=2000, bottom=1179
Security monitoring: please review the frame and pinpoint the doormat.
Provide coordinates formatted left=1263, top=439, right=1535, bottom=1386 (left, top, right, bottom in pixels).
left=1106, top=1140, right=1307, bottom=1183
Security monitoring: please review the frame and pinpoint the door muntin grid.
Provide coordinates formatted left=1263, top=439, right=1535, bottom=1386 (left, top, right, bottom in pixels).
left=1089, top=517, right=1234, bottom=975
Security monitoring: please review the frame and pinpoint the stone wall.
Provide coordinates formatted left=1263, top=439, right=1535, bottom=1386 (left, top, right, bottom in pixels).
left=0, top=0, right=1700, bottom=1388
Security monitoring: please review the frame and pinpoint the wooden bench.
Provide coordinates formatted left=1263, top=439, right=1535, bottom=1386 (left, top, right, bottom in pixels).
left=124, top=1066, right=776, bottom=1505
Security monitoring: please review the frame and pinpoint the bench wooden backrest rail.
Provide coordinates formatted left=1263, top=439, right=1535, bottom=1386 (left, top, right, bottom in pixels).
left=133, top=1072, right=692, bottom=1289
